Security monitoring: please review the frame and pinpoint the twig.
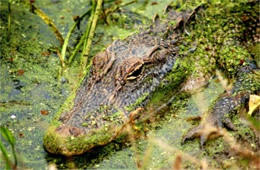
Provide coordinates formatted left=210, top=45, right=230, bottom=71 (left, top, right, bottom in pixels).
left=105, top=0, right=136, bottom=16
left=120, top=0, right=137, bottom=7
left=0, top=101, right=31, bottom=108
left=69, top=0, right=135, bottom=66
left=23, top=0, right=64, bottom=45
left=151, top=138, right=213, bottom=170
left=219, top=128, right=257, bottom=160
left=105, top=0, right=136, bottom=24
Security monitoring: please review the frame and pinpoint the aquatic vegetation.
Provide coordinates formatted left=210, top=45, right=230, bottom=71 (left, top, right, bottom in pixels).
left=22, top=0, right=64, bottom=45
left=0, top=0, right=259, bottom=169
left=0, top=127, right=17, bottom=169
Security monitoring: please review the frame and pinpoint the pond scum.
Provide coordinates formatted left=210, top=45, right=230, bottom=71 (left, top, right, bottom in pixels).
left=0, top=0, right=259, bottom=169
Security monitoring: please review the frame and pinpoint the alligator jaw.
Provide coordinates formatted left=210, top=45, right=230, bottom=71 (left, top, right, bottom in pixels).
left=44, top=107, right=145, bottom=156
left=44, top=123, right=124, bottom=156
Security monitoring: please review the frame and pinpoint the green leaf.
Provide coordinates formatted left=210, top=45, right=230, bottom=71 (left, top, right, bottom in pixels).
left=0, top=127, right=17, bottom=167
left=0, top=127, right=15, bottom=147
left=0, top=139, right=12, bottom=169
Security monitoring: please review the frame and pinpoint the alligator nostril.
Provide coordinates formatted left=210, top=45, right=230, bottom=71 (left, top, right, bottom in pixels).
left=69, top=127, right=84, bottom=137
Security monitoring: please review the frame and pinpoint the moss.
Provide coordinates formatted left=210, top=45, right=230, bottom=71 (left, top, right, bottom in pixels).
left=125, top=92, right=149, bottom=112
left=140, top=1, right=259, bottom=169
left=1, top=0, right=258, bottom=168
left=147, top=56, right=193, bottom=108
left=172, top=0, right=258, bottom=77
left=43, top=1, right=259, bottom=167
left=249, top=43, right=260, bottom=67
left=103, top=111, right=122, bottom=122
left=43, top=123, right=127, bottom=156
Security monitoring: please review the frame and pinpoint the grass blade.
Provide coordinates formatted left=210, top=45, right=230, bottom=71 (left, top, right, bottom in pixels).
left=62, top=8, right=92, bottom=65
left=22, top=0, right=64, bottom=45
left=81, top=0, right=103, bottom=68
left=0, top=127, right=17, bottom=168
left=0, top=140, right=12, bottom=170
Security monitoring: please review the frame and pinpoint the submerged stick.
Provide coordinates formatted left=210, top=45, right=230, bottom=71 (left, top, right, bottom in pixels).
left=23, top=0, right=64, bottom=45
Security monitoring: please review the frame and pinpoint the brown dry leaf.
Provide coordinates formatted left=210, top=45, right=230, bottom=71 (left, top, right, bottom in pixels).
left=40, top=110, right=49, bottom=115
left=17, top=69, right=25, bottom=76
left=248, top=95, right=260, bottom=116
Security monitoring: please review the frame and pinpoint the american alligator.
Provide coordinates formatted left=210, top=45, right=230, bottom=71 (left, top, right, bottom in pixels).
left=44, top=2, right=259, bottom=156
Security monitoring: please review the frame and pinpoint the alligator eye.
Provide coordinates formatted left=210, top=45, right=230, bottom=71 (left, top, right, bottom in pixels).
left=127, top=65, right=143, bottom=80
left=118, top=57, right=144, bottom=81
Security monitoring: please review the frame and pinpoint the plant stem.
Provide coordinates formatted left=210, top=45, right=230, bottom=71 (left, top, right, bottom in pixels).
left=68, top=33, right=86, bottom=65
left=11, top=144, right=17, bottom=168
left=68, top=2, right=96, bottom=66
left=56, top=49, right=65, bottom=69
left=105, top=0, right=136, bottom=24
left=7, top=0, right=11, bottom=34
left=23, top=0, right=64, bottom=45
left=68, top=6, right=95, bottom=65
left=0, top=141, right=12, bottom=170
left=0, top=127, right=17, bottom=169
left=80, top=0, right=96, bottom=67
left=83, top=0, right=96, bottom=49
left=62, top=8, right=92, bottom=65
left=81, top=0, right=103, bottom=69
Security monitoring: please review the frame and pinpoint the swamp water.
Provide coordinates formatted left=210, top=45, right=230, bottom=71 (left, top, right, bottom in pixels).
left=0, top=0, right=258, bottom=169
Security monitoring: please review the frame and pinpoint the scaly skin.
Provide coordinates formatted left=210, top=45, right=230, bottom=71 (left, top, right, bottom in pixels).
left=43, top=6, right=201, bottom=156
left=43, top=1, right=259, bottom=156
left=182, top=63, right=260, bottom=147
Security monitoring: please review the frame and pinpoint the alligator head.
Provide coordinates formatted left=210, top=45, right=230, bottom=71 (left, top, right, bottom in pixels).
left=44, top=7, right=199, bottom=156
left=57, top=35, right=177, bottom=135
